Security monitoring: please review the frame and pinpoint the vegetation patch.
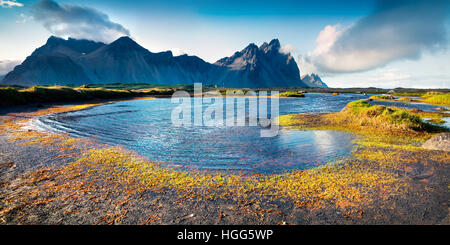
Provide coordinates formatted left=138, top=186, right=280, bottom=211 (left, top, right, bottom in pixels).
left=0, top=86, right=173, bottom=107
left=395, top=97, right=418, bottom=103
left=426, top=118, right=446, bottom=124
left=391, top=92, right=426, bottom=97
left=369, top=94, right=395, bottom=101
left=279, top=100, right=446, bottom=138
left=278, top=91, right=305, bottom=98
left=422, top=93, right=450, bottom=106
left=370, top=91, right=450, bottom=107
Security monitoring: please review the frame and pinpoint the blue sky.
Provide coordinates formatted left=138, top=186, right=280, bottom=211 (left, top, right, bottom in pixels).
left=0, top=0, right=449, bottom=88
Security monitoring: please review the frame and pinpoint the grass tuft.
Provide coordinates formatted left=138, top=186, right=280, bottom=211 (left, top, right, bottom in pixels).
left=278, top=91, right=305, bottom=98
left=280, top=100, right=447, bottom=138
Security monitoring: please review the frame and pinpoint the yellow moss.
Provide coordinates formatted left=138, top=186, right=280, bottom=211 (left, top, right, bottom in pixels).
left=2, top=99, right=448, bottom=224
left=395, top=97, right=418, bottom=103
left=50, top=147, right=401, bottom=210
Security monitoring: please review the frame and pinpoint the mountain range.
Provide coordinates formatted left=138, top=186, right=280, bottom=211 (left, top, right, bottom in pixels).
left=1, top=36, right=327, bottom=88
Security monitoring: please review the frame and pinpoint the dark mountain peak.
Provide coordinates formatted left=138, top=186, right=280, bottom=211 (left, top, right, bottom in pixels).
left=260, top=38, right=280, bottom=54
left=108, top=36, right=144, bottom=50
left=244, top=43, right=258, bottom=51
left=216, top=38, right=286, bottom=67
left=112, top=36, right=135, bottom=44
left=214, top=42, right=260, bottom=69
left=269, top=38, right=280, bottom=47
left=212, top=38, right=305, bottom=87
left=46, top=35, right=65, bottom=45
left=101, top=36, right=148, bottom=54
left=34, top=36, right=105, bottom=57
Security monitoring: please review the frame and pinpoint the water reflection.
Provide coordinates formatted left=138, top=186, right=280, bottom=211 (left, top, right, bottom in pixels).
left=34, top=93, right=444, bottom=173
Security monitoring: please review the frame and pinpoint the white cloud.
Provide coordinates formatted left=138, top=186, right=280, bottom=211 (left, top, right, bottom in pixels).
left=32, top=0, right=130, bottom=43
left=171, top=48, right=187, bottom=56
left=280, top=44, right=296, bottom=55
left=0, top=0, right=23, bottom=8
left=302, top=0, right=449, bottom=75
left=16, top=13, right=33, bottom=24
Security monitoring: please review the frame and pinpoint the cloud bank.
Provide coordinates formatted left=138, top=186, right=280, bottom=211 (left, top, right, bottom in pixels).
left=280, top=44, right=296, bottom=55
left=0, top=0, right=23, bottom=8
left=0, top=60, right=21, bottom=75
left=300, top=0, right=449, bottom=74
left=32, top=0, right=130, bottom=43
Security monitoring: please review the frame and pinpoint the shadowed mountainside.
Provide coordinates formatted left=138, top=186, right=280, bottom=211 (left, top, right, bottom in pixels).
left=2, top=36, right=325, bottom=88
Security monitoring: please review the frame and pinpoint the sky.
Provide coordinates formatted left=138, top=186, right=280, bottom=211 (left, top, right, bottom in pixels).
left=0, top=0, right=449, bottom=88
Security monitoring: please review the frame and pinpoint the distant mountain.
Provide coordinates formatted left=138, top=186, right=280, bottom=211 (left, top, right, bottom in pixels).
left=0, top=75, right=4, bottom=81
left=301, top=73, right=328, bottom=88
left=2, top=36, right=315, bottom=88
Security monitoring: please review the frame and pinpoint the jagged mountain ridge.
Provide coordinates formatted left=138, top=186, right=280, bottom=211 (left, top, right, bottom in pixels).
left=214, top=39, right=303, bottom=87
left=2, top=36, right=324, bottom=88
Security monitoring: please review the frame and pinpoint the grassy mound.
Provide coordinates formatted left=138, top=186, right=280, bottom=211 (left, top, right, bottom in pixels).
left=278, top=91, right=305, bottom=98
left=373, top=91, right=450, bottom=106
left=279, top=100, right=446, bottom=137
left=422, top=93, right=450, bottom=106
left=395, top=97, right=417, bottom=103
left=345, top=100, right=425, bottom=131
left=369, top=94, right=394, bottom=100
left=427, top=118, right=446, bottom=124
left=391, top=92, right=426, bottom=97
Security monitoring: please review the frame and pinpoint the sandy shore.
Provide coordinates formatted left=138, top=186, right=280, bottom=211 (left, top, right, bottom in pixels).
left=0, top=100, right=449, bottom=225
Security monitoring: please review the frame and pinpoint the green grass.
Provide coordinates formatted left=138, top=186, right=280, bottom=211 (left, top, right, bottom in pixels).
left=395, top=97, right=417, bottom=102
left=280, top=100, right=446, bottom=137
left=345, top=100, right=372, bottom=114
left=345, top=101, right=425, bottom=131
left=218, top=89, right=250, bottom=96
left=369, top=94, right=394, bottom=100
left=422, top=93, right=450, bottom=106
left=427, top=118, right=446, bottom=124
left=0, top=86, right=174, bottom=107
left=278, top=91, right=305, bottom=98
left=391, top=92, right=425, bottom=97
left=369, top=92, right=450, bottom=106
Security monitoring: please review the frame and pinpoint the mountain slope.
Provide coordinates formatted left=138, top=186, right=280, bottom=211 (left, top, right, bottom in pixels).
left=2, top=36, right=316, bottom=88
left=2, top=36, right=104, bottom=86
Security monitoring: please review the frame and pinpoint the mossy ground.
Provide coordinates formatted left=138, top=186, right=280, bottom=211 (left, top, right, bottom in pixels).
left=370, top=92, right=450, bottom=107
left=0, top=99, right=449, bottom=224
left=278, top=91, right=305, bottom=98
